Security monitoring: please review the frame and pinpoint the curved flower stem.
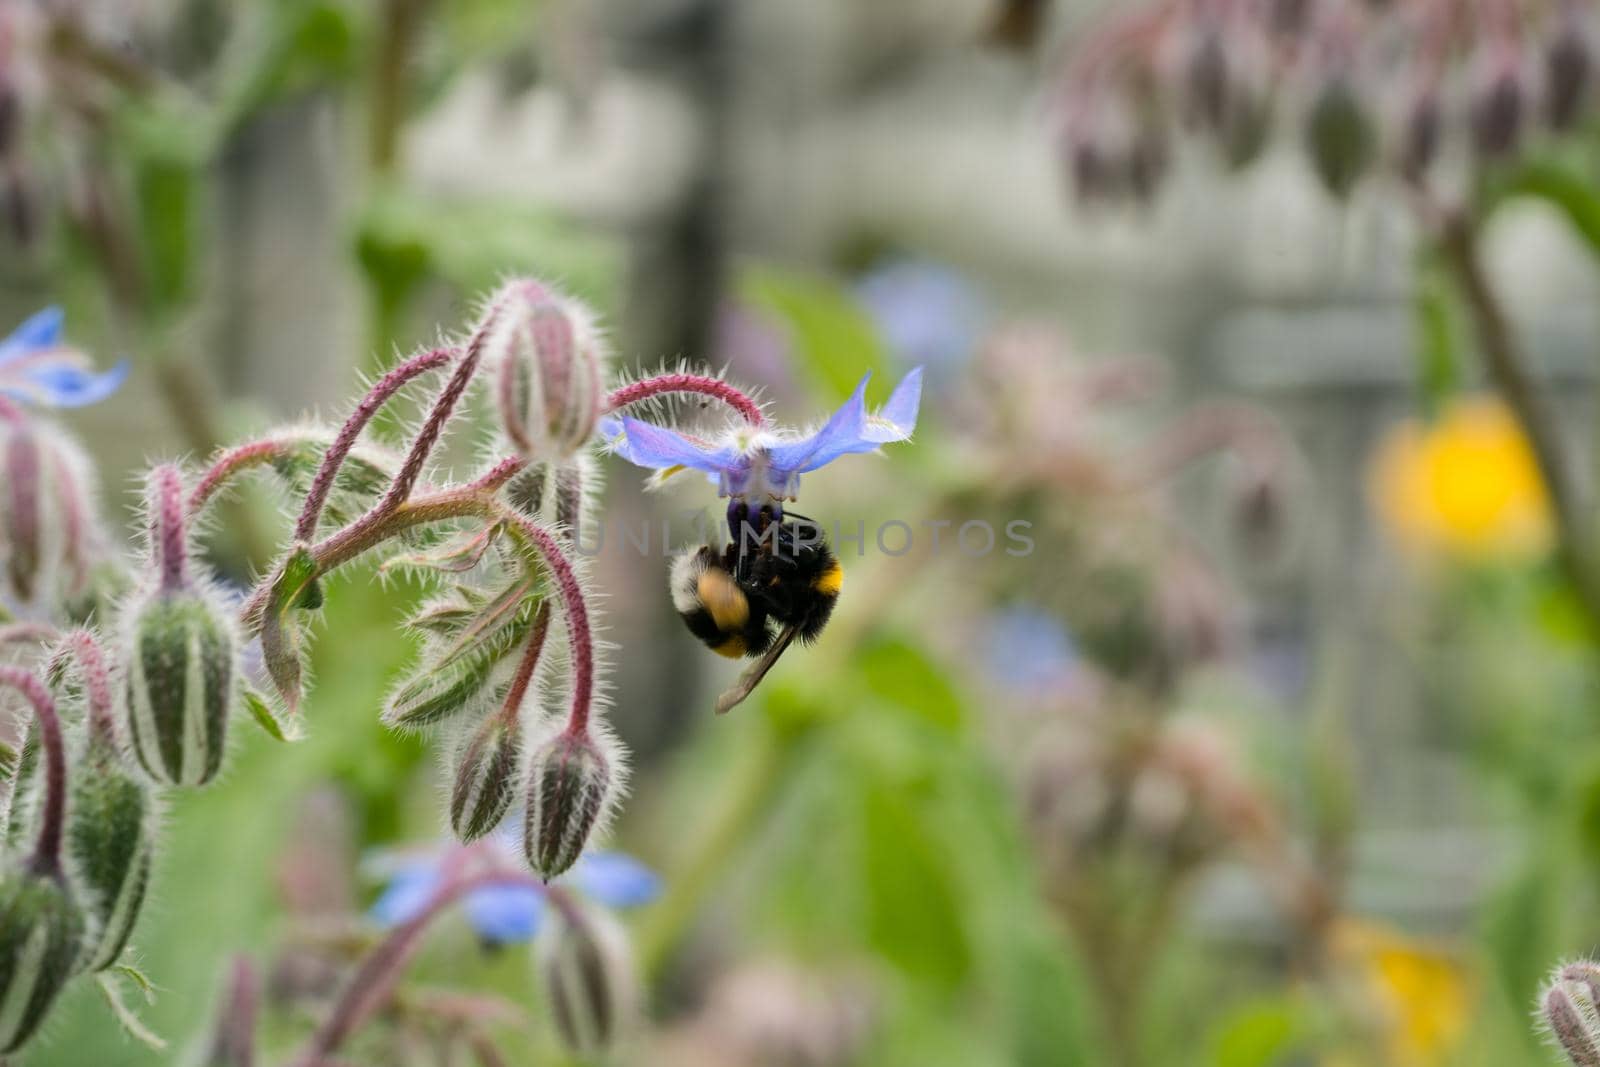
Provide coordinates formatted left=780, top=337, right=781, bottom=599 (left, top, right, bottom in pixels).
left=295, top=346, right=457, bottom=541
left=604, top=373, right=766, bottom=426
left=0, top=622, right=60, bottom=649
left=207, top=956, right=260, bottom=1067
left=50, top=629, right=117, bottom=745
left=1438, top=214, right=1600, bottom=630
left=0, top=667, right=67, bottom=878
left=149, top=465, right=189, bottom=593
left=190, top=439, right=302, bottom=515
left=294, top=870, right=553, bottom=1066
left=255, top=485, right=598, bottom=734
left=497, top=603, right=551, bottom=725
left=500, top=515, right=596, bottom=735
left=380, top=320, right=501, bottom=514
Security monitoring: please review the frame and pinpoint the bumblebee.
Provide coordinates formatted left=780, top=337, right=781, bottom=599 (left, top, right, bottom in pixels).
left=671, top=503, right=842, bottom=672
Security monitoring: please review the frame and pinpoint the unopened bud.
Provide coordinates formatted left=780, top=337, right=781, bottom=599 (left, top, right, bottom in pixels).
left=1472, top=59, right=1526, bottom=158
left=1547, top=19, right=1593, bottom=131
left=524, top=728, right=616, bottom=879
left=0, top=418, right=96, bottom=608
left=1181, top=30, right=1230, bottom=132
left=1544, top=962, right=1600, bottom=1067
left=1306, top=76, right=1376, bottom=198
left=486, top=281, right=606, bottom=462
left=67, top=732, right=155, bottom=971
left=536, top=901, right=637, bottom=1056
left=1399, top=88, right=1442, bottom=179
left=0, top=869, right=85, bottom=1052
left=449, top=712, right=522, bottom=842
left=123, top=589, right=237, bottom=787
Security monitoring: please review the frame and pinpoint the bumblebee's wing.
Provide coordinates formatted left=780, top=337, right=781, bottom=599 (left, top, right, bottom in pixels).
left=714, top=624, right=799, bottom=715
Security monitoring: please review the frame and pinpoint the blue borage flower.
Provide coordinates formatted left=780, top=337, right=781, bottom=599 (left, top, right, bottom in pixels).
left=370, top=842, right=660, bottom=945
left=600, top=368, right=923, bottom=502
left=0, top=307, right=128, bottom=408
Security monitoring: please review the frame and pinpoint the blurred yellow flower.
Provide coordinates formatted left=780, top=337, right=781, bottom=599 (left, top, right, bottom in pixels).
left=1370, top=396, right=1551, bottom=560
left=1327, top=919, right=1473, bottom=1067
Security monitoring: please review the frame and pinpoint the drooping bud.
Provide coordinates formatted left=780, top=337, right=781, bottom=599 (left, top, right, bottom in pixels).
left=0, top=868, right=85, bottom=1052
left=1472, top=57, right=1526, bottom=158
left=0, top=417, right=97, bottom=608
left=1305, top=75, right=1376, bottom=198
left=66, top=730, right=156, bottom=972
left=1180, top=29, right=1230, bottom=132
left=449, top=711, right=522, bottom=842
left=536, top=900, right=638, bottom=1056
left=1546, top=17, right=1593, bottom=131
left=523, top=727, right=617, bottom=880
left=485, top=281, right=607, bottom=462
left=122, top=466, right=237, bottom=787
left=124, top=590, right=236, bottom=786
left=1543, top=961, right=1600, bottom=1067
left=1398, top=87, right=1442, bottom=180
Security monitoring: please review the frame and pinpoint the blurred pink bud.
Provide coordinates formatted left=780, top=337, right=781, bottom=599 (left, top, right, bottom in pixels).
left=1546, top=16, right=1593, bottom=131
left=0, top=417, right=95, bottom=608
left=1472, top=57, right=1526, bottom=158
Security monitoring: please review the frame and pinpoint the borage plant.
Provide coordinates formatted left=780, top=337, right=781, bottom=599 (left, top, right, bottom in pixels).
left=0, top=279, right=919, bottom=1059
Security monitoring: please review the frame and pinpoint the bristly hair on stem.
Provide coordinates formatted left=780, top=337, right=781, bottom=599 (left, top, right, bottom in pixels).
left=603, top=366, right=767, bottom=427
left=147, top=465, right=189, bottom=594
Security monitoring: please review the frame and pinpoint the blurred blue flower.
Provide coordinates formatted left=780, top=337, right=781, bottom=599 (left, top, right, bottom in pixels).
left=370, top=846, right=660, bottom=945
left=0, top=307, right=128, bottom=408
left=601, top=368, right=922, bottom=502
left=854, top=260, right=985, bottom=379
left=983, top=606, right=1080, bottom=694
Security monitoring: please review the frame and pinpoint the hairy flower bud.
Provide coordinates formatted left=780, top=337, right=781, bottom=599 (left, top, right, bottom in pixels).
left=0, top=868, right=85, bottom=1052
left=67, top=732, right=155, bottom=971
left=1472, top=59, right=1525, bottom=158
left=1544, top=962, right=1600, bottom=1067
left=449, top=712, right=522, bottom=842
left=1398, top=88, right=1442, bottom=180
left=123, top=590, right=237, bottom=786
left=486, top=281, right=606, bottom=462
left=1547, top=18, right=1593, bottom=131
left=0, top=418, right=96, bottom=608
left=536, top=902, right=637, bottom=1056
left=1306, top=76, right=1375, bottom=198
left=524, top=728, right=616, bottom=880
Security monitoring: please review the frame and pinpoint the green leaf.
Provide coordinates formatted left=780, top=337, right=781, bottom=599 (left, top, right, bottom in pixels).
left=859, top=782, right=972, bottom=993
left=858, top=637, right=964, bottom=733
left=1208, top=997, right=1304, bottom=1067
left=740, top=265, right=889, bottom=403
left=1489, top=158, right=1600, bottom=260
left=240, top=685, right=303, bottom=743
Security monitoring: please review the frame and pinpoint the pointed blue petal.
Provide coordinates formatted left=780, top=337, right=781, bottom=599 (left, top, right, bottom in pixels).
left=0, top=307, right=64, bottom=366
left=605, top=416, right=741, bottom=474
left=462, top=881, right=543, bottom=944
left=765, top=373, right=871, bottom=475
left=22, top=358, right=129, bottom=408
left=369, top=865, right=442, bottom=927
left=572, top=851, right=661, bottom=909
left=863, top=366, right=922, bottom=443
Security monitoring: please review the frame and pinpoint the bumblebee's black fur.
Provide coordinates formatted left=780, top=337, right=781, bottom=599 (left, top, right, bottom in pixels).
left=672, top=504, right=842, bottom=659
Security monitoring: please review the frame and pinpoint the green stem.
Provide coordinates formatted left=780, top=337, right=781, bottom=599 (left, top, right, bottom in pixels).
left=1438, top=215, right=1600, bottom=633
left=637, top=723, right=795, bottom=978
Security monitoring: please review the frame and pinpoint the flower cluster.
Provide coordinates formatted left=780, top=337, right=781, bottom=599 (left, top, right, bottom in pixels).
left=1056, top=0, right=1596, bottom=204
left=0, top=283, right=920, bottom=1057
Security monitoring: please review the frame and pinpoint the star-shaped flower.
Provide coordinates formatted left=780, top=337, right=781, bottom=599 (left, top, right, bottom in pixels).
left=0, top=307, right=128, bottom=408
left=600, top=368, right=922, bottom=502
left=369, top=842, right=659, bottom=945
